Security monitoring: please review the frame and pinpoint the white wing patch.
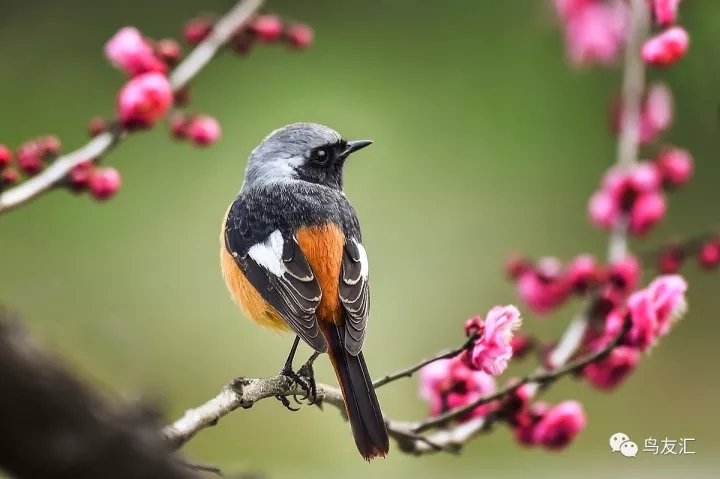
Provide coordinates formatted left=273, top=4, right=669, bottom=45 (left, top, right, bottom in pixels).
left=248, top=229, right=286, bottom=277
left=353, top=238, right=369, bottom=280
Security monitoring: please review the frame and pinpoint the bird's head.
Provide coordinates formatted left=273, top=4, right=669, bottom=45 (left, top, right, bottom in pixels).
left=243, top=122, right=372, bottom=191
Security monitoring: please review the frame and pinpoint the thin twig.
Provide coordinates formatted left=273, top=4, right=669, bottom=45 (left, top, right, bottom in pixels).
left=0, top=0, right=264, bottom=216
left=373, top=334, right=477, bottom=389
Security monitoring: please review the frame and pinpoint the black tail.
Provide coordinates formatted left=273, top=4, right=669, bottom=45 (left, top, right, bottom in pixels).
left=326, top=323, right=389, bottom=461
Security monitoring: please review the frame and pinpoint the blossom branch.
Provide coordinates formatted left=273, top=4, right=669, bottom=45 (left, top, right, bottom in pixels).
left=0, top=0, right=265, bottom=216
left=553, top=0, right=651, bottom=372
left=162, top=319, right=629, bottom=455
left=608, top=0, right=651, bottom=263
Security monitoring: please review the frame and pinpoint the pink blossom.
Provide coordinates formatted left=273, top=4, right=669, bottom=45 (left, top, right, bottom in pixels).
left=698, top=241, right=720, bottom=270
left=588, top=162, right=668, bottom=235
left=642, top=26, right=690, bottom=67
left=285, top=24, right=315, bottom=50
left=642, top=83, right=674, bottom=140
left=563, top=0, right=629, bottom=67
left=469, top=305, right=523, bottom=375
left=566, top=254, right=599, bottom=293
left=531, top=400, right=587, bottom=450
left=515, top=259, right=571, bottom=314
left=646, top=274, right=687, bottom=336
left=187, top=115, right=222, bottom=146
left=628, top=162, right=662, bottom=193
left=419, top=357, right=496, bottom=422
left=583, top=345, right=640, bottom=390
left=656, top=147, right=693, bottom=187
left=605, top=274, right=688, bottom=351
left=513, top=402, right=550, bottom=446
left=250, top=15, right=284, bottom=42
left=588, top=190, right=618, bottom=229
left=652, top=0, right=683, bottom=26
left=614, top=83, right=674, bottom=144
left=629, top=191, right=667, bottom=236
left=104, top=27, right=166, bottom=76
left=419, top=358, right=453, bottom=402
left=117, top=72, right=173, bottom=129
left=89, top=167, right=122, bottom=200
left=607, top=255, right=641, bottom=293
left=625, top=291, right=659, bottom=350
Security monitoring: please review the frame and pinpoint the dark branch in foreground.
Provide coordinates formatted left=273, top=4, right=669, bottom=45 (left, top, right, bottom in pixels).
left=0, top=308, right=204, bottom=479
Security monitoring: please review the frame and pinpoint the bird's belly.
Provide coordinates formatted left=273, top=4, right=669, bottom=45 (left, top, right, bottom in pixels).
left=220, top=245, right=290, bottom=332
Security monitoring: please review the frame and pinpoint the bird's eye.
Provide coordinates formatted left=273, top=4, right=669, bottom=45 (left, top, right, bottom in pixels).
left=312, top=148, right=328, bottom=163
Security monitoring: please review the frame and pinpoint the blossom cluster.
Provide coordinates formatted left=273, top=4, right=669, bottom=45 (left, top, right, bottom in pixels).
left=0, top=11, right=313, bottom=203
left=555, top=0, right=689, bottom=68
left=417, top=0, right=695, bottom=453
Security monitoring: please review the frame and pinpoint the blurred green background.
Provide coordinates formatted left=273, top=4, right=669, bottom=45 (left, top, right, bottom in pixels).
left=1, top=0, right=719, bottom=477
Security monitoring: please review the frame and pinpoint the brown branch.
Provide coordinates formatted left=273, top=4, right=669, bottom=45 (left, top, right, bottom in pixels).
left=372, top=334, right=477, bottom=389
left=0, top=0, right=264, bottom=216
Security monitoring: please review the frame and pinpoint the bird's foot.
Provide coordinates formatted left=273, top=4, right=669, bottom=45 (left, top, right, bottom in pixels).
left=295, top=360, right=318, bottom=406
left=275, top=364, right=311, bottom=412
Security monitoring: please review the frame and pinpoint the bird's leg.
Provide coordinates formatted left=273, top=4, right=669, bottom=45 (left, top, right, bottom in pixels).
left=275, top=336, right=310, bottom=411
left=295, top=351, right=320, bottom=406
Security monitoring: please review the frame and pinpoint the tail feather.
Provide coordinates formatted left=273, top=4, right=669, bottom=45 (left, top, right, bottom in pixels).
left=325, top=323, right=389, bottom=461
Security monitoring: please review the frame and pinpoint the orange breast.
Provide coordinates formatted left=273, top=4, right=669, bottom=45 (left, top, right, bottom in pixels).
left=295, top=222, right=345, bottom=324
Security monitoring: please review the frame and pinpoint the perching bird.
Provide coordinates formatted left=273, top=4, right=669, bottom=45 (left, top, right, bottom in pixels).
left=220, top=123, right=390, bottom=461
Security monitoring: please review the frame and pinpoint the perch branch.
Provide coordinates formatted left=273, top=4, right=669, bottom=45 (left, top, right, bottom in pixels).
left=0, top=0, right=264, bottom=216
left=163, top=319, right=629, bottom=455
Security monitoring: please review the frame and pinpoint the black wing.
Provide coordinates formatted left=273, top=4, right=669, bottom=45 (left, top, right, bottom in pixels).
left=225, top=227, right=328, bottom=353
left=339, top=238, right=370, bottom=356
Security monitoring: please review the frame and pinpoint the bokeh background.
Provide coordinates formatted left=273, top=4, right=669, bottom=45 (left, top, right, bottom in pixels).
left=1, top=0, right=719, bottom=478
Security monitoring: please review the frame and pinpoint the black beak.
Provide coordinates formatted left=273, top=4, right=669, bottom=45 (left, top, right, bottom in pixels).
left=341, top=140, right=373, bottom=158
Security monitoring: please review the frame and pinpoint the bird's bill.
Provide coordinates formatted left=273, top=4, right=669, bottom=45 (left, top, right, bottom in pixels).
left=341, top=140, right=373, bottom=158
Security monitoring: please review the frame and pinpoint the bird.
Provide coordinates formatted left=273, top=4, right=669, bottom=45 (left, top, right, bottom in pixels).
left=219, top=122, right=390, bottom=461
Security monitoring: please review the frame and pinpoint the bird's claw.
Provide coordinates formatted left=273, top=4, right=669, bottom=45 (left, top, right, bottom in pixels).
left=297, top=361, right=318, bottom=406
left=275, top=364, right=312, bottom=411
left=274, top=394, right=300, bottom=411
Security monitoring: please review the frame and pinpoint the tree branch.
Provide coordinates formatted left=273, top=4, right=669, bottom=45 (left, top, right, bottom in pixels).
left=161, top=318, right=630, bottom=456
left=608, top=0, right=651, bottom=263
left=372, top=334, right=477, bottom=389
left=0, top=307, right=207, bottom=479
left=0, top=0, right=265, bottom=216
